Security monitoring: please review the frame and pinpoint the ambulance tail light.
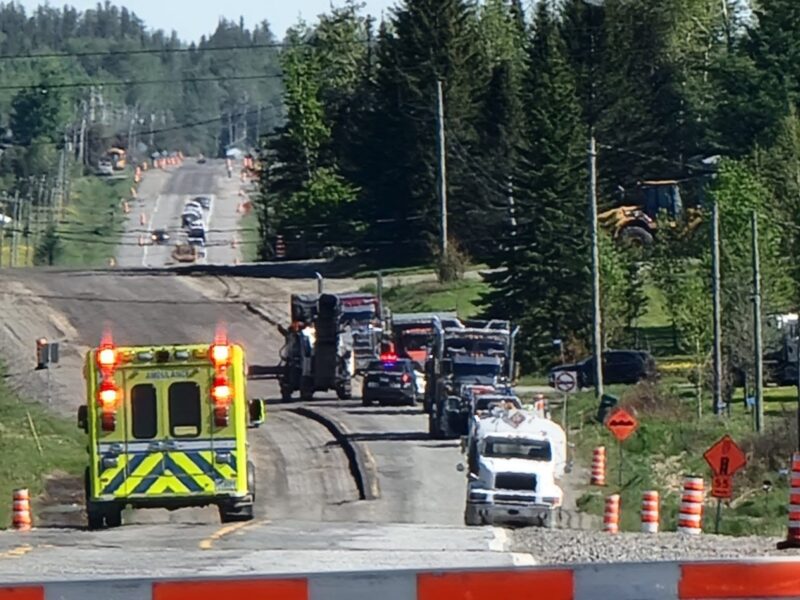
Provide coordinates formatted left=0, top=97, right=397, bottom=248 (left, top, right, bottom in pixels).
left=212, top=375, right=232, bottom=427
left=401, top=373, right=411, bottom=385
left=97, top=380, right=119, bottom=432
left=210, top=344, right=231, bottom=367
left=97, top=345, right=118, bottom=371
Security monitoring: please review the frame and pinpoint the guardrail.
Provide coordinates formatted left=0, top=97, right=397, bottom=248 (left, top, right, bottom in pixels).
left=3, top=559, right=800, bottom=599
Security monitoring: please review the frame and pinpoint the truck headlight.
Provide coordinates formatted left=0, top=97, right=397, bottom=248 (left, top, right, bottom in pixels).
left=541, top=496, right=560, bottom=506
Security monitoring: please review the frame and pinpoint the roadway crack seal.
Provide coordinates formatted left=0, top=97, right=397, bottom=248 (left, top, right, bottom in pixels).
left=243, top=301, right=282, bottom=328
left=290, top=407, right=380, bottom=501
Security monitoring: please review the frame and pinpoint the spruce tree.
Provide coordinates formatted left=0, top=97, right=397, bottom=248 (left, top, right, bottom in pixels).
left=484, top=0, right=589, bottom=369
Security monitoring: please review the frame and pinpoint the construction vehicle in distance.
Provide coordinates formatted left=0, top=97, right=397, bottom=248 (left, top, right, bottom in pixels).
left=391, top=312, right=463, bottom=368
left=171, top=242, right=198, bottom=263
left=338, top=293, right=384, bottom=373
left=107, top=147, right=127, bottom=171
left=763, top=312, right=799, bottom=386
left=459, top=404, right=566, bottom=527
left=425, top=319, right=519, bottom=439
left=598, top=180, right=704, bottom=245
left=77, top=332, right=265, bottom=529
left=276, top=293, right=355, bottom=401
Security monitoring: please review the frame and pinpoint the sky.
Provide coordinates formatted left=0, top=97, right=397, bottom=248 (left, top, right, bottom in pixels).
left=18, top=0, right=399, bottom=42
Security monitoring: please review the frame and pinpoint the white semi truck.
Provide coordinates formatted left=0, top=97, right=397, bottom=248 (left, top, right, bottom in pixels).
left=459, top=406, right=566, bottom=527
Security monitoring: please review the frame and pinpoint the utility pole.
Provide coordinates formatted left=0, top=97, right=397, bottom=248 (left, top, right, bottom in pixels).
left=711, top=199, right=723, bottom=415
left=752, top=210, right=764, bottom=433
left=589, top=136, right=604, bottom=398
left=11, top=192, right=20, bottom=267
left=436, top=79, right=448, bottom=257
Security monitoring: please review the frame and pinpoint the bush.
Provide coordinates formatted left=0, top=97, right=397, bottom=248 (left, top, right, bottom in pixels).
left=621, top=381, right=684, bottom=419
left=433, top=237, right=470, bottom=283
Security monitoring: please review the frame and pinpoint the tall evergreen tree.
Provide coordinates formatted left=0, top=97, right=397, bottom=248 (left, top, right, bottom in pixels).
left=483, top=0, right=589, bottom=369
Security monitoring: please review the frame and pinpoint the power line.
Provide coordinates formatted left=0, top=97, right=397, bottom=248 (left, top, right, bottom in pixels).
left=0, top=73, right=283, bottom=92
left=0, top=39, right=372, bottom=63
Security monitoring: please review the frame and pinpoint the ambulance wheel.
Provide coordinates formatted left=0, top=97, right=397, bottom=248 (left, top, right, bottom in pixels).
left=247, top=461, right=256, bottom=501
left=105, top=507, right=123, bottom=528
left=218, top=502, right=254, bottom=523
left=87, top=505, right=105, bottom=530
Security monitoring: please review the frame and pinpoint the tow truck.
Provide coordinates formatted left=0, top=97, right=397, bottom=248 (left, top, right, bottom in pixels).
left=77, top=332, right=265, bottom=529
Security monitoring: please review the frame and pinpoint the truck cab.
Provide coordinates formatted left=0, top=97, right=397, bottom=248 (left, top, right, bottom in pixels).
left=461, top=408, right=565, bottom=528
left=77, top=335, right=264, bottom=529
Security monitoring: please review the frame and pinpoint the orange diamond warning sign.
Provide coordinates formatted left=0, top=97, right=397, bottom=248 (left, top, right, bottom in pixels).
left=704, top=434, right=747, bottom=477
left=604, top=407, right=638, bottom=442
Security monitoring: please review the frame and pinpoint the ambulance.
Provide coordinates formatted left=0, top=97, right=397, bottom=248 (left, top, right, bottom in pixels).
left=77, top=333, right=264, bottom=529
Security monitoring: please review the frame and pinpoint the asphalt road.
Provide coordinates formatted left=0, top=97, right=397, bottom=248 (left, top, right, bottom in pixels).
left=0, top=161, right=529, bottom=579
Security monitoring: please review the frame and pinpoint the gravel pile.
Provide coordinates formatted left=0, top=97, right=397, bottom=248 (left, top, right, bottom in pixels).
left=511, top=528, right=800, bottom=564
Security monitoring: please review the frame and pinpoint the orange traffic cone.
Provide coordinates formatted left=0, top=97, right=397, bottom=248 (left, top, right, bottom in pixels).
left=139, top=213, right=147, bottom=226
left=591, top=446, right=606, bottom=486
left=603, top=494, right=620, bottom=534
left=641, top=490, right=659, bottom=533
left=779, top=453, right=800, bottom=549
left=13, top=489, right=32, bottom=531
left=122, top=201, right=130, bottom=214
left=678, top=475, right=704, bottom=534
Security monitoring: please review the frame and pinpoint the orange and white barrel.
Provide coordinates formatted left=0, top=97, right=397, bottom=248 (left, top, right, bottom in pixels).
left=678, top=475, right=704, bottom=534
left=641, top=490, right=659, bottom=533
left=591, top=446, right=606, bottom=486
left=13, top=489, right=32, bottom=531
left=275, top=235, right=286, bottom=259
left=779, top=453, right=800, bottom=548
left=604, top=494, right=620, bottom=534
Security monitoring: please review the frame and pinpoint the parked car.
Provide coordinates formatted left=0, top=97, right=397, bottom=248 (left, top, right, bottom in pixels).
left=362, top=357, right=420, bottom=406
left=193, top=196, right=212, bottom=210
left=548, top=350, right=656, bottom=389
left=151, top=229, right=169, bottom=244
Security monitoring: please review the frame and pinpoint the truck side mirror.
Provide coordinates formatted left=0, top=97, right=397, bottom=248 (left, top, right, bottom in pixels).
left=77, top=406, right=88, bottom=433
left=248, top=399, right=266, bottom=428
left=456, top=463, right=465, bottom=472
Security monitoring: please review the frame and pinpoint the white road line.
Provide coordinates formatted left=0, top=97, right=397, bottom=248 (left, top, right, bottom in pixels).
left=489, top=526, right=537, bottom=566
left=141, top=194, right=161, bottom=267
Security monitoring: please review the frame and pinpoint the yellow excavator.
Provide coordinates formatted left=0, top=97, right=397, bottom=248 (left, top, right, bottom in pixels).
left=598, top=180, right=704, bottom=245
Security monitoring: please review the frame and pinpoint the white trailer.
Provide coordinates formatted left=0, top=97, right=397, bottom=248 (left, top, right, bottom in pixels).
left=460, top=407, right=566, bottom=527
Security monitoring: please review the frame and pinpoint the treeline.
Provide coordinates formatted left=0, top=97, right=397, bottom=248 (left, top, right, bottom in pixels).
left=0, top=1, right=283, bottom=194
left=258, top=0, right=800, bottom=390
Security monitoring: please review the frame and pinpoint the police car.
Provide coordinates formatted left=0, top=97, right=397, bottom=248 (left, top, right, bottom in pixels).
left=361, top=354, right=420, bottom=407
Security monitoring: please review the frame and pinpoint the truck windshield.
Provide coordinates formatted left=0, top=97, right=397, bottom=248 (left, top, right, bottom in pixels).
left=483, top=439, right=552, bottom=461
left=453, top=362, right=501, bottom=378
left=341, top=309, right=375, bottom=325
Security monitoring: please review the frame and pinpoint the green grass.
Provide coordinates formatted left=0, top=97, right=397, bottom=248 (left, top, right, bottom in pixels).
left=362, top=278, right=488, bottom=319
left=568, top=381, right=792, bottom=536
left=239, top=210, right=260, bottom=263
left=0, top=369, right=85, bottom=528
left=54, top=174, right=133, bottom=267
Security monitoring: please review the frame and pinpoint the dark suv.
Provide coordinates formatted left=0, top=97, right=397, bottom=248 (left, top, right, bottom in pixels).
left=549, top=350, right=656, bottom=389
left=362, top=358, right=419, bottom=406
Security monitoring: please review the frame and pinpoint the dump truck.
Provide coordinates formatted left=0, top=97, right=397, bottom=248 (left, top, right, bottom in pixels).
left=425, top=319, right=519, bottom=439
left=338, top=293, right=383, bottom=373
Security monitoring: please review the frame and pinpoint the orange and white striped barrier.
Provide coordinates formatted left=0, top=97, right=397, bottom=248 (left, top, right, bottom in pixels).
left=678, top=475, right=704, bottom=534
left=142, top=161, right=148, bottom=171
left=275, top=235, right=286, bottom=259
left=641, top=490, right=659, bottom=533
left=108, top=257, right=117, bottom=267
left=139, top=213, right=147, bottom=226
left=122, top=201, right=130, bottom=214
left=778, top=452, right=800, bottom=549
left=134, top=167, right=142, bottom=183
left=231, top=238, right=238, bottom=249
left=138, top=235, right=145, bottom=247
left=591, top=446, right=606, bottom=486
left=12, top=488, right=32, bottom=530
left=603, top=493, right=619, bottom=534
left=10, top=561, right=800, bottom=599
left=130, top=186, right=138, bottom=198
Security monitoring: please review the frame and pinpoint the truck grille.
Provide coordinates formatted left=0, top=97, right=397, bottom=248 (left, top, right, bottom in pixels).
left=495, top=472, right=536, bottom=491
